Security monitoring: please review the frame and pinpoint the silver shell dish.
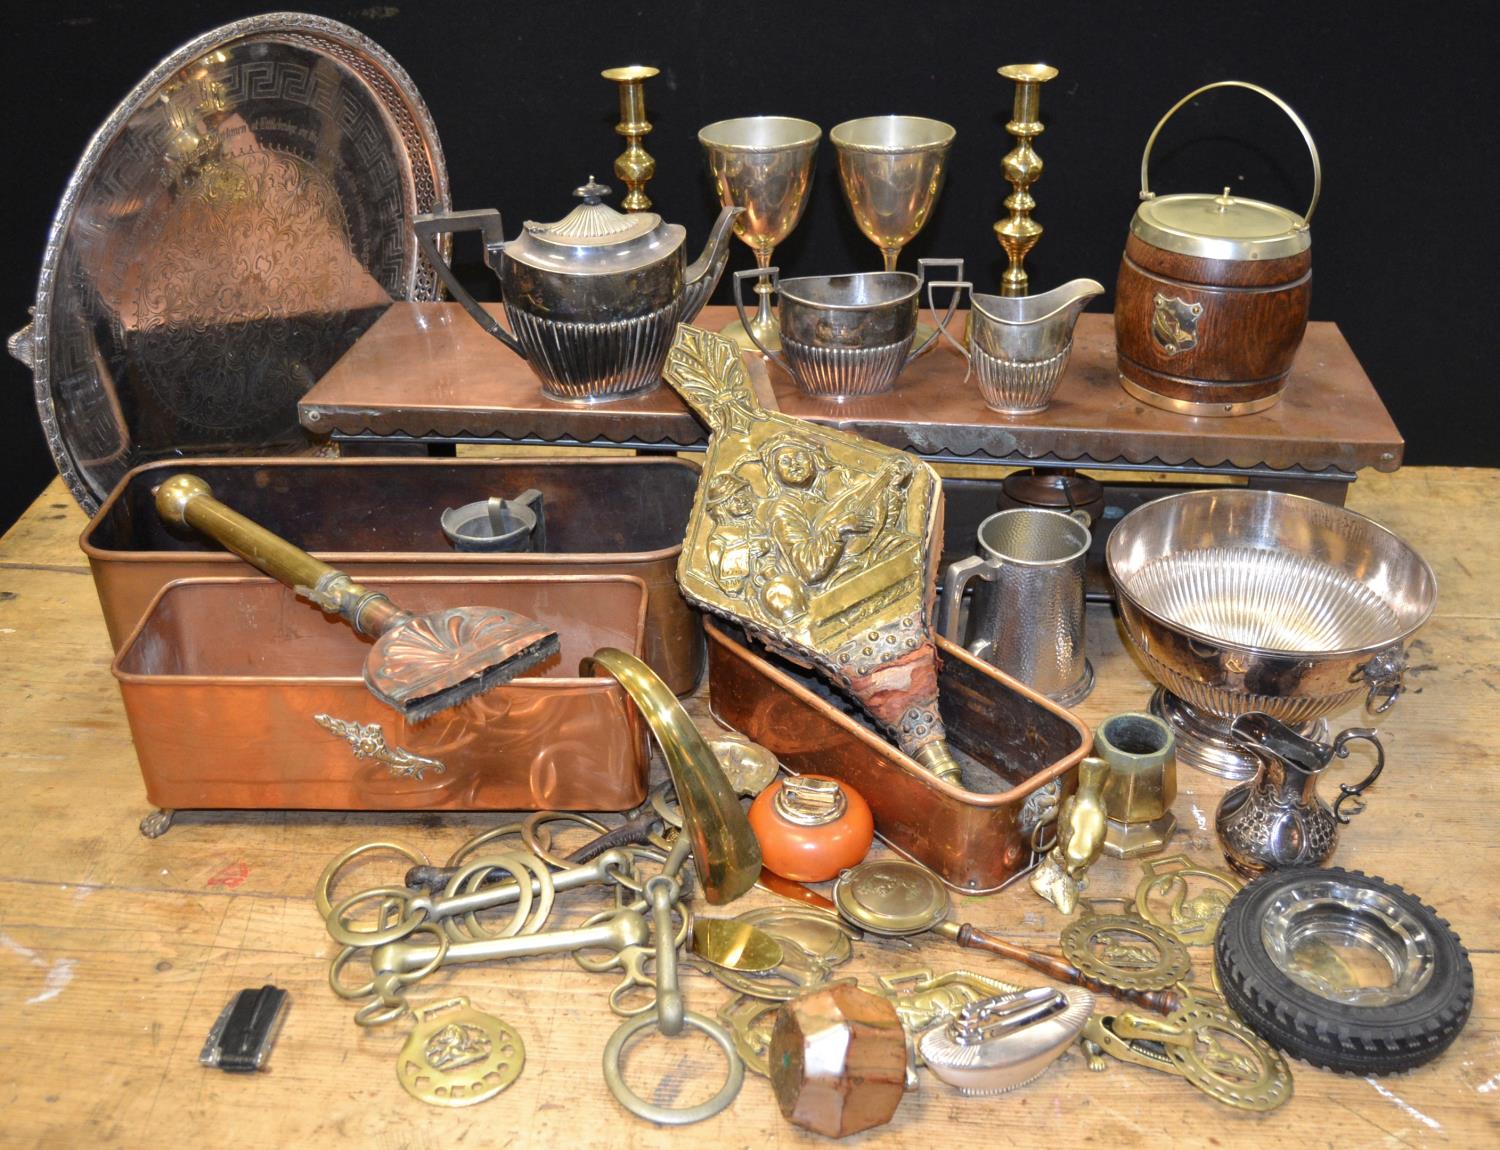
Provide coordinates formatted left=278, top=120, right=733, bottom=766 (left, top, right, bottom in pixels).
left=1108, top=490, right=1436, bottom=724
left=11, top=13, right=449, bottom=511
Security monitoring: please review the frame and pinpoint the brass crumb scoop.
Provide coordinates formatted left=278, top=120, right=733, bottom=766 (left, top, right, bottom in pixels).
left=154, top=474, right=559, bottom=721
left=663, top=325, right=961, bottom=783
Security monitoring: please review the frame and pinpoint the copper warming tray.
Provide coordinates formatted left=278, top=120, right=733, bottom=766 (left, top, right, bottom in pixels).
left=706, top=619, right=1090, bottom=892
left=112, top=574, right=650, bottom=815
left=83, top=455, right=703, bottom=693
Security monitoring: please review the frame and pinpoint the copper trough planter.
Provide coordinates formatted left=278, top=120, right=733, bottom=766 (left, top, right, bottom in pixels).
left=83, top=456, right=704, bottom=693
left=705, top=620, right=1090, bottom=893
left=112, top=574, right=650, bottom=814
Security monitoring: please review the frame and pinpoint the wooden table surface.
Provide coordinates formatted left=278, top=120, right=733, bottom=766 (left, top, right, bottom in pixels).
left=1, top=466, right=1495, bottom=1148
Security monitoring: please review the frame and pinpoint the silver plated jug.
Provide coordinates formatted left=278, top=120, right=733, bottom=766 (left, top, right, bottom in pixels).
left=416, top=179, right=741, bottom=403
left=928, top=278, right=1102, bottom=413
left=1216, top=712, right=1385, bottom=877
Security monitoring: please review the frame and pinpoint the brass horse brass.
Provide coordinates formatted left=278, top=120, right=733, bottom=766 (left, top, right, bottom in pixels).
left=663, top=325, right=960, bottom=782
left=397, top=997, right=524, bottom=1107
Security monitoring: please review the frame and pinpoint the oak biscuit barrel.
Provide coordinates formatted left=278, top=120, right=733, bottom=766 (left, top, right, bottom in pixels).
left=1114, top=82, right=1319, bottom=417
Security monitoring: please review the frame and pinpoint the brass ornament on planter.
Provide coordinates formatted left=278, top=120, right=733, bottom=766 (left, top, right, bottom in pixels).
left=663, top=325, right=963, bottom=784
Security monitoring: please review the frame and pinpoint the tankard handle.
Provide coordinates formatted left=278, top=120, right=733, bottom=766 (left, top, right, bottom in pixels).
left=733, top=267, right=788, bottom=373
left=1330, top=728, right=1384, bottom=823
left=909, top=259, right=966, bottom=364
left=413, top=209, right=528, bottom=360
left=1139, top=81, right=1321, bottom=225
left=925, top=280, right=973, bottom=381
left=937, top=555, right=994, bottom=657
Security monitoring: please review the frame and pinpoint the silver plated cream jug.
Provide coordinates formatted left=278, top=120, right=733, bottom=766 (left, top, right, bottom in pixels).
left=416, top=178, right=741, bottom=402
left=1216, top=712, right=1385, bottom=878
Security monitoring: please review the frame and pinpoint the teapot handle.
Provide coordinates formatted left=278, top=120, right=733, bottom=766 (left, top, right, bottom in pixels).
left=1330, top=728, right=1384, bottom=823
left=413, top=210, right=527, bottom=360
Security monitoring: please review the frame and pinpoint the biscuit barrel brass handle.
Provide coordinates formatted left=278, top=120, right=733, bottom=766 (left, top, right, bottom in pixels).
left=582, top=648, right=761, bottom=904
left=1139, top=80, right=1321, bottom=224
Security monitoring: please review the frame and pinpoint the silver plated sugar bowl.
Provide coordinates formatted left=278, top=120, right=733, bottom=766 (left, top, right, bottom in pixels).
left=415, top=178, right=741, bottom=402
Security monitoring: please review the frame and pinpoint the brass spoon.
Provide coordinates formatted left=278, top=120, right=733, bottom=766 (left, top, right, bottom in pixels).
left=831, top=858, right=1181, bottom=1013
left=692, top=920, right=785, bottom=973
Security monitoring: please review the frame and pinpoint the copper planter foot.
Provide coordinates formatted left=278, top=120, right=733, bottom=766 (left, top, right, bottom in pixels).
left=140, top=808, right=175, bottom=838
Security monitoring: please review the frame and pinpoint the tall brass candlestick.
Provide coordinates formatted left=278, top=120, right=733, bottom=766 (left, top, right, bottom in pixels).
left=994, top=63, right=1058, bottom=297
left=602, top=65, right=659, bottom=212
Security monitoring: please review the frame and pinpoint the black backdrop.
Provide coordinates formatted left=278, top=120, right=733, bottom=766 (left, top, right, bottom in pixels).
left=3, top=0, right=1495, bottom=529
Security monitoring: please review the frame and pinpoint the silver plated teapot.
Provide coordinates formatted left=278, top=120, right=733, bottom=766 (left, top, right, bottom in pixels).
left=1216, top=712, right=1385, bottom=877
left=416, top=179, right=741, bottom=403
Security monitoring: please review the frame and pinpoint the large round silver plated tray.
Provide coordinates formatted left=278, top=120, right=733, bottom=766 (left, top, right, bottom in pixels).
left=9, top=13, right=449, bottom=512
left=1107, top=489, right=1436, bottom=726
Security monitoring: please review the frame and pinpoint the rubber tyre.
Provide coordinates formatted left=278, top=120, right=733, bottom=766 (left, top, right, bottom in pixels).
left=1215, top=867, right=1473, bottom=1075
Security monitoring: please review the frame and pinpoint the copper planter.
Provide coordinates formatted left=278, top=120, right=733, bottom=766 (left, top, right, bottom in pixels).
left=112, top=575, right=650, bottom=813
left=83, top=456, right=704, bottom=693
left=706, top=620, right=1090, bottom=892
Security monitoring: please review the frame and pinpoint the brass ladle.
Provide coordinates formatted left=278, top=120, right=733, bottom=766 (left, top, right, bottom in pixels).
left=830, top=858, right=1181, bottom=1014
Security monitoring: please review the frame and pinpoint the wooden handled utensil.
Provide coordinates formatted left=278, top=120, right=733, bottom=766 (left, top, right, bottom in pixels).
left=154, top=474, right=560, bottom=722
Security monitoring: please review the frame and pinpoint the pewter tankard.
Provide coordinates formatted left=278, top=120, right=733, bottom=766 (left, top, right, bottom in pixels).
left=936, top=508, right=1092, bottom=706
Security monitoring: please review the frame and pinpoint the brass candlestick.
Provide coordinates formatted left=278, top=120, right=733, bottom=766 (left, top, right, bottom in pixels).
left=994, top=63, right=1058, bottom=297
left=602, top=65, right=659, bottom=212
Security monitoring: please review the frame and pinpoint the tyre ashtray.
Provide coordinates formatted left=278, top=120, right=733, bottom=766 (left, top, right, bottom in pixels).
left=1215, top=867, right=1473, bottom=1075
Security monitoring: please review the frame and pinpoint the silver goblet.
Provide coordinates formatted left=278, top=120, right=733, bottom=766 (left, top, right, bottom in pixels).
left=699, top=116, right=821, bottom=351
left=831, top=115, right=954, bottom=351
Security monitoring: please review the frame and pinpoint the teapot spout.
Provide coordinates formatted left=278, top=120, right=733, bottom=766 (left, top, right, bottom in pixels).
left=680, top=205, right=744, bottom=322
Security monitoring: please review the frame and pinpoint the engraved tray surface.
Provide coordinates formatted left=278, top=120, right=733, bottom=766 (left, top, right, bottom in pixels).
left=17, top=13, right=450, bottom=512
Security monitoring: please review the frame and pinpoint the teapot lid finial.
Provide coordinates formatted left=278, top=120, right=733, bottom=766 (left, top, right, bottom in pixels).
left=524, top=176, right=657, bottom=245
left=574, top=176, right=611, bottom=204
